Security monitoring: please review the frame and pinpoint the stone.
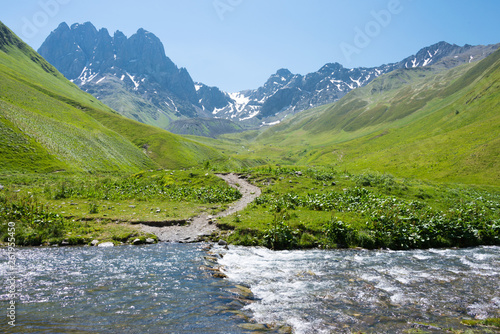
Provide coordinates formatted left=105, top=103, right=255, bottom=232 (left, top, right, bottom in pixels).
left=155, top=209, right=161, bottom=213
left=218, top=239, right=228, bottom=246
left=233, top=285, right=254, bottom=299
left=132, top=238, right=142, bottom=245
left=129, top=205, right=136, bottom=208
left=204, top=256, right=219, bottom=262
left=295, top=171, right=303, bottom=176
left=0, top=184, right=3, bottom=190
left=91, top=239, right=99, bottom=246
left=61, top=240, right=70, bottom=246
left=238, top=323, right=268, bottom=331
left=201, top=244, right=212, bottom=251
left=212, top=271, right=228, bottom=279
left=97, top=242, right=114, bottom=247
left=145, top=238, right=155, bottom=244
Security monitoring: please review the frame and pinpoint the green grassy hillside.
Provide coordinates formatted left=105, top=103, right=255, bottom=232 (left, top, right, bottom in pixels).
left=167, top=117, right=243, bottom=138
left=244, top=48, right=500, bottom=186
left=0, top=21, right=225, bottom=173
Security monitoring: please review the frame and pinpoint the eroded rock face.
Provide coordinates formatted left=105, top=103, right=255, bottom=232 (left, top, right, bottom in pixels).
left=38, top=22, right=199, bottom=119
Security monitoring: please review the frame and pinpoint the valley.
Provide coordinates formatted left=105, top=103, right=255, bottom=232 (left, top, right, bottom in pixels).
left=0, top=14, right=499, bottom=333
left=1, top=19, right=499, bottom=250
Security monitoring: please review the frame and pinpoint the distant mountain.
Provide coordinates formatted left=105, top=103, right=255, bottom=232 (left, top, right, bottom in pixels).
left=0, top=20, right=225, bottom=172
left=253, top=47, right=500, bottom=185
left=38, top=22, right=206, bottom=128
left=38, top=23, right=499, bottom=135
left=166, top=118, right=243, bottom=138
left=210, top=41, right=500, bottom=125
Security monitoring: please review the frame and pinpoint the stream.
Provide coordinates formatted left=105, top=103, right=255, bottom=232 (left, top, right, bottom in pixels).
left=1, top=244, right=499, bottom=333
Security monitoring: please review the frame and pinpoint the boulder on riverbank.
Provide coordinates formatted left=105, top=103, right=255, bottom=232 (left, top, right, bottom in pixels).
left=97, top=242, right=114, bottom=247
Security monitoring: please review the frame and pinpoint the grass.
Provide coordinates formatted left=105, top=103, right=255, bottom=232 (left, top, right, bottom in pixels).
left=0, top=21, right=230, bottom=173
left=0, top=169, right=241, bottom=246
left=2, top=165, right=497, bottom=251
left=230, top=49, right=500, bottom=186
left=215, top=166, right=500, bottom=249
left=1, top=21, right=500, bottom=251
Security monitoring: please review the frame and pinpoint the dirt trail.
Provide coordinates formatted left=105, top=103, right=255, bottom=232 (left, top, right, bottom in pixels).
left=140, top=173, right=261, bottom=242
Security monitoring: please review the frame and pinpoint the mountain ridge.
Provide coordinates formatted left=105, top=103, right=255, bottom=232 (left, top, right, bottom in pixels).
left=241, top=47, right=500, bottom=185
left=0, top=20, right=226, bottom=172
left=211, top=41, right=499, bottom=125
left=38, top=22, right=499, bottom=136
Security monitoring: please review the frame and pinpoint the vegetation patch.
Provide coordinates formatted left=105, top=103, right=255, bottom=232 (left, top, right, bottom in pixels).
left=0, top=169, right=241, bottom=246
left=216, top=166, right=500, bottom=250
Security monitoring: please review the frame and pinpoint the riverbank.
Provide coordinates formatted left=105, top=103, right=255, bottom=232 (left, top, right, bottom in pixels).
left=1, top=166, right=499, bottom=250
left=215, top=166, right=500, bottom=250
left=139, top=173, right=261, bottom=242
left=0, top=169, right=242, bottom=246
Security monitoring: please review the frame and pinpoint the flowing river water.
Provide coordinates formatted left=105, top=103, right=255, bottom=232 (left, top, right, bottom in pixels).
left=1, top=244, right=499, bottom=333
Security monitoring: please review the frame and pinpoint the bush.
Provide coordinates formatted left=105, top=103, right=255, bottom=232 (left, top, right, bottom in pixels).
left=0, top=193, right=67, bottom=246
left=264, top=221, right=298, bottom=250
left=298, top=232, right=318, bottom=248
left=323, top=220, right=358, bottom=248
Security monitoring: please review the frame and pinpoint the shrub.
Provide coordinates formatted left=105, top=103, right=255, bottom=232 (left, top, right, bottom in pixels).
left=0, top=193, right=67, bottom=246
left=264, top=221, right=298, bottom=250
left=323, top=220, right=358, bottom=248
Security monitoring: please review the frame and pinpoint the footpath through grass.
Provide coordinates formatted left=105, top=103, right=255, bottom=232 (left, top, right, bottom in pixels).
left=215, top=166, right=500, bottom=250
left=0, top=169, right=241, bottom=246
left=1, top=166, right=499, bottom=250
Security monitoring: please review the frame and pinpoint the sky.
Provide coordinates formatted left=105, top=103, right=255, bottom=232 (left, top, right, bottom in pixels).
left=1, top=0, right=500, bottom=92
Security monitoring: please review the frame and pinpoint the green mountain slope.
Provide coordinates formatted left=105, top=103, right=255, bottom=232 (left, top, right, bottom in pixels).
left=166, top=118, right=243, bottom=138
left=0, top=21, right=224, bottom=173
left=251, top=48, right=500, bottom=185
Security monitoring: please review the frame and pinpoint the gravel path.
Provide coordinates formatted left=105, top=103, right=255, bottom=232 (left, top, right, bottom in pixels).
left=140, top=173, right=261, bottom=242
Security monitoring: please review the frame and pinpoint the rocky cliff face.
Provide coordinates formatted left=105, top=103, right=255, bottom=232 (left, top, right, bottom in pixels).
left=208, top=41, right=500, bottom=125
left=39, top=23, right=499, bottom=133
left=38, top=22, right=201, bottom=122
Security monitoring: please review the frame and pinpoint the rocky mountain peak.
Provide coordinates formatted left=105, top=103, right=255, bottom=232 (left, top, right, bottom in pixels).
left=319, top=62, right=344, bottom=74
left=38, top=22, right=500, bottom=135
left=38, top=22, right=200, bottom=118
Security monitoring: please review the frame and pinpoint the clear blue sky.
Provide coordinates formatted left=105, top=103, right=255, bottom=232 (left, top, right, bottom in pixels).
left=1, top=0, right=499, bottom=92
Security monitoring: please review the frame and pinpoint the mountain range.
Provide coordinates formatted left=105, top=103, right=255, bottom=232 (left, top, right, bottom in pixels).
left=240, top=46, right=500, bottom=185
left=0, top=21, right=226, bottom=173
left=1, top=19, right=499, bottom=185
left=38, top=22, right=500, bottom=136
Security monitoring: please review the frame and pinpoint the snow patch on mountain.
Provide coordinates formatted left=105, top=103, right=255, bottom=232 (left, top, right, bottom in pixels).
left=126, top=72, right=140, bottom=90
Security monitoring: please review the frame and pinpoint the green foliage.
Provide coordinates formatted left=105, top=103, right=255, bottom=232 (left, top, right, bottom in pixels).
left=323, top=220, right=358, bottom=248
left=219, top=166, right=500, bottom=250
left=264, top=220, right=299, bottom=250
left=353, top=172, right=404, bottom=192
left=41, top=171, right=241, bottom=204
left=88, top=202, right=99, bottom=214
left=0, top=192, right=66, bottom=246
left=461, top=318, right=500, bottom=329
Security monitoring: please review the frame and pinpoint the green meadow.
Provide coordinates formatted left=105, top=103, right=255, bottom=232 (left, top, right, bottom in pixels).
left=0, top=169, right=240, bottom=246
left=215, top=166, right=499, bottom=249
left=1, top=21, right=499, bottom=249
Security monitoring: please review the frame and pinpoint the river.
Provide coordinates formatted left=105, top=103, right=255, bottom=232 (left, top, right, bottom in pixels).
left=1, top=244, right=499, bottom=333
